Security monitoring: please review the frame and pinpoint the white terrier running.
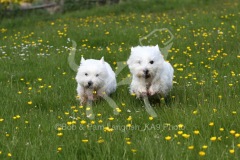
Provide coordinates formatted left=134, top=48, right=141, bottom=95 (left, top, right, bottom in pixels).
left=127, top=45, right=174, bottom=98
left=75, top=57, right=117, bottom=104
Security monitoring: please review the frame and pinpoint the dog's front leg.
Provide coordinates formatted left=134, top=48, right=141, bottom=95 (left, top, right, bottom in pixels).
left=148, top=75, right=163, bottom=96
left=130, top=76, right=148, bottom=97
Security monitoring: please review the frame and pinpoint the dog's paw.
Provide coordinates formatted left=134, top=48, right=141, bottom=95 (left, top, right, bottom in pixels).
left=137, top=89, right=147, bottom=97
left=148, top=87, right=158, bottom=96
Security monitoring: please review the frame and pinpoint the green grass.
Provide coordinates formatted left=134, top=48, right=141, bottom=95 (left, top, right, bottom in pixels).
left=0, top=0, right=240, bottom=159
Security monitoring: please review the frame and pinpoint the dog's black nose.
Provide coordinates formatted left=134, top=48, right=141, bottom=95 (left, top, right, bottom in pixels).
left=88, top=81, right=93, bottom=86
left=143, top=69, right=149, bottom=75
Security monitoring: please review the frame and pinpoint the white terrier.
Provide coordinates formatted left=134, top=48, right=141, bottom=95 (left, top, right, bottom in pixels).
left=127, top=45, right=174, bottom=98
left=75, top=57, right=117, bottom=104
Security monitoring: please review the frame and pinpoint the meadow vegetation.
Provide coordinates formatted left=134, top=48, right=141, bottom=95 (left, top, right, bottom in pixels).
left=0, top=0, right=240, bottom=159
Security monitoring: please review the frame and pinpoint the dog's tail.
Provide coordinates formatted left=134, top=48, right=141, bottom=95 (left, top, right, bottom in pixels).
left=68, top=40, right=79, bottom=72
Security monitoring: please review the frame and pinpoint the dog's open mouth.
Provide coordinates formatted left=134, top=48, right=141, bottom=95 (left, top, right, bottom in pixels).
left=144, top=74, right=151, bottom=79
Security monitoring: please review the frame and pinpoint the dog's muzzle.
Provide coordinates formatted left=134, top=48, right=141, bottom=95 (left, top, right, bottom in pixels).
left=143, top=69, right=150, bottom=79
left=86, top=81, right=93, bottom=88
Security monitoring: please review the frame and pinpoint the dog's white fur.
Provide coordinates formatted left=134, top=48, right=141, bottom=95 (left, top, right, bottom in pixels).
left=127, top=45, right=174, bottom=98
left=75, top=57, right=116, bottom=104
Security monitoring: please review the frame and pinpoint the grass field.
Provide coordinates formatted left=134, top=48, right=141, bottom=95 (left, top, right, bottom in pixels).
left=0, top=0, right=240, bottom=159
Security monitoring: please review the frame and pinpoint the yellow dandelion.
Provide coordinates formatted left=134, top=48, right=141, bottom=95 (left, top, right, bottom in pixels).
left=219, top=128, right=224, bottom=131
left=126, top=124, right=132, bottom=127
left=97, top=113, right=102, bottom=116
left=79, top=105, right=83, bottom=109
left=7, top=153, right=12, bottom=157
left=125, top=138, right=130, bottom=141
left=202, top=145, right=208, bottom=149
left=188, top=145, right=194, bottom=150
left=230, top=130, right=236, bottom=135
left=199, top=151, right=206, bottom=156
left=98, top=120, right=103, bottom=123
left=229, top=149, right=234, bottom=154
left=127, top=116, right=132, bottom=121
left=28, top=101, right=32, bottom=105
left=104, top=127, right=114, bottom=132
left=67, top=121, right=72, bottom=125
left=116, top=108, right=122, bottom=113
left=131, top=93, right=136, bottom=96
left=73, top=109, right=78, bottom=112
left=235, top=133, right=240, bottom=138
left=131, top=149, right=137, bottom=153
left=0, top=118, right=4, bottom=122
left=57, top=147, right=62, bottom=151
left=237, top=144, right=240, bottom=148
left=182, top=134, right=190, bottom=139
left=82, top=139, right=88, bottom=143
left=57, top=133, right=63, bottom=136
left=209, top=122, right=214, bottom=126
left=210, top=136, right=217, bottom=141
left=178, top=124, right=184, bottom=129
left=72, top=121, right=76, bottom=124
left=177, top=68, right=184, bottom=71
left=218, top=136, right=222, bottom=141
left=97, top=139, right=104, bottom=143
left=232, top=111, right=237, bottom=115
left=108, top=117, right=114, bottom=121
left=126, top=141, right=131, bottom=145
left=177, top=131, right=183, bottom=135
left=192, top=110, right=198, bottom=114
left=149, top=116, right=154, bottom=120
left=193, top=130, right=200, bottom=135
left=165, top=136, right=172, bottom=141
left=80, top=120, right=87, bottom=125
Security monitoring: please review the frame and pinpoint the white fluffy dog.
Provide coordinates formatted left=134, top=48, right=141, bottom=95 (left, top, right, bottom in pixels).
left=75, top=57, right=117, bottom=104
left=127, top=45, right=174, bottom=98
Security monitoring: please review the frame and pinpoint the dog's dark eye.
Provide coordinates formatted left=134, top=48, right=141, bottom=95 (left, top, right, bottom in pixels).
left=149, top=60, right=154, bottom=64
left=137, top=60, right=141, bottom=64
left=85, top=73, right=88, bottom=76
left=96, top=74, right=99, bottom=77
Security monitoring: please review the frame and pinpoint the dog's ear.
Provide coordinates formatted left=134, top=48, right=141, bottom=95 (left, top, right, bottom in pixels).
left=80, top=57, right=85, bottom=64
left=100, top=57, right=105, bottom=64
left=155, top=45, right=160, bottom=50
